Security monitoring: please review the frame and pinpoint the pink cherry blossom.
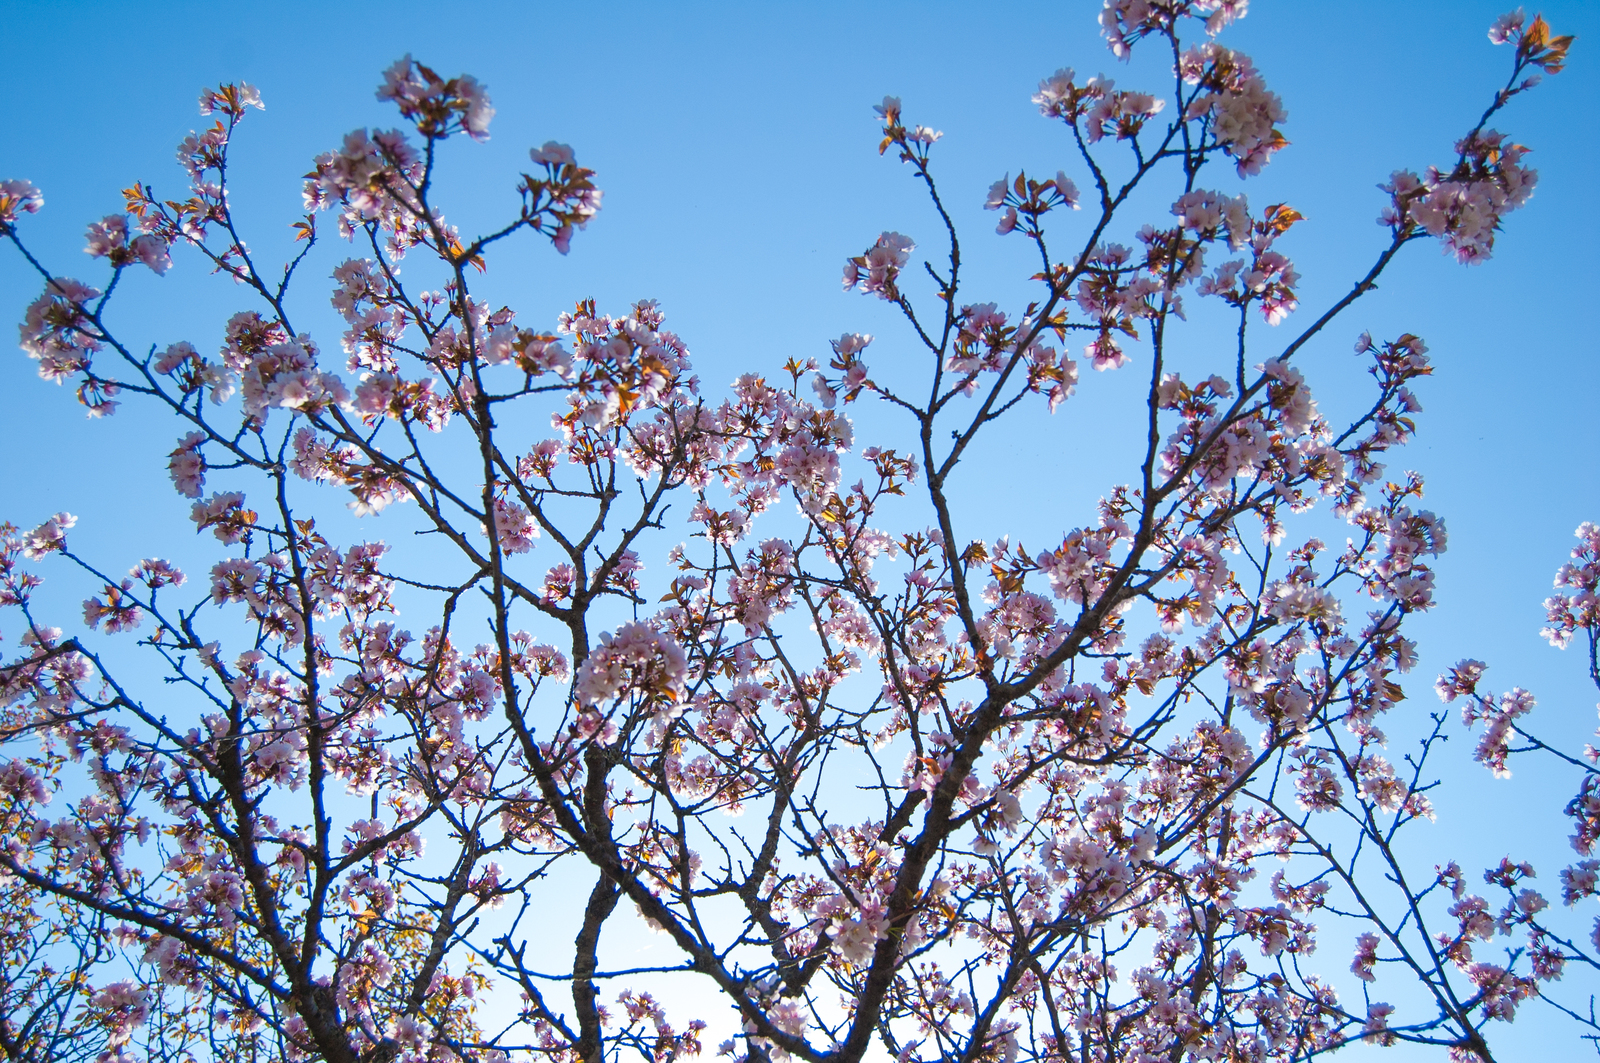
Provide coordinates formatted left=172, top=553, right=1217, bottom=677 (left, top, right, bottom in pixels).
left=844, top=231, right=915, bottom=299
left=0, top=178, right=43, bottom=226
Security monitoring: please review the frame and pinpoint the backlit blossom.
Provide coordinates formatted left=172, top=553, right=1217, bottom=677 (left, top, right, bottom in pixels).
left=0, top=178, right=43, bottom=225
left=575, top=622, right=687, bottom=707
left=488, top=498, right=539, bottom=554
left=844, top=231, right=915, bottom=299
left=168, top=432, right=206, bottom=498
left=377, top=55, right=494, bottom=141
left=1181, top=44, right=1287, bottom=176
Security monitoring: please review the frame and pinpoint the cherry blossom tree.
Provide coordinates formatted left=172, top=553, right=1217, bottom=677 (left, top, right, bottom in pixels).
left=0, top=5, right=1591, bottom=1062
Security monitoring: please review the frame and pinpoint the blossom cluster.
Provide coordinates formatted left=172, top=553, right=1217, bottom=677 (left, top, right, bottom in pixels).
left=1180, top=43, right=1288, bottom=176
left=1382, top=129, right=1538, bottom=263
left=1543, top=522, right=1600, bottom=654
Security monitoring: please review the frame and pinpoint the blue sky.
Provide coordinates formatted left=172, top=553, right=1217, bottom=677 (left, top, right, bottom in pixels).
left=3, top=1, right=1598, bottom=1057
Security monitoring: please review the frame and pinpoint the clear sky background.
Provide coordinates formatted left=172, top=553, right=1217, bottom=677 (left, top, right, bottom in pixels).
left=2, top=1, right=1598, bottom=1058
